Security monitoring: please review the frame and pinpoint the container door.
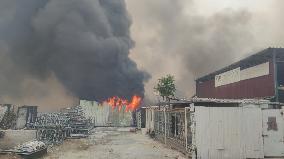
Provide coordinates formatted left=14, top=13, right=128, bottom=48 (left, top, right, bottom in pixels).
left=241, top=107, right=264, bottom=158
left=262, top=109, right=284, bottom=157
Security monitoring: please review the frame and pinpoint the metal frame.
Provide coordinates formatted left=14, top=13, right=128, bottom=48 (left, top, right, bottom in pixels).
left=152, top=107, right=192, bottom=154
left=273, top=49, right=279, bottom=102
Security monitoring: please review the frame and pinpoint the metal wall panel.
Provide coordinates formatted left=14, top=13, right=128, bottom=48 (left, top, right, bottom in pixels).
left=241, top=62, right=269, bottom=80
left=16, top=108, right=27, bottom=129
left=145, top=108, right=155, bottom=132
left=194, top=106, right=264, bottom=159
left=197, top=61, right=275, bottom=99
left=81, top=100, right=110, bottom=126
left=215, top=67, right=240, bottom=87
left=80, top=100, right=133, bottom=127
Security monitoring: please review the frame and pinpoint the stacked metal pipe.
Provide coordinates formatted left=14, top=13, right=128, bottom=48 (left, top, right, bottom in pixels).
left=34, top=106, right=92, bottom=145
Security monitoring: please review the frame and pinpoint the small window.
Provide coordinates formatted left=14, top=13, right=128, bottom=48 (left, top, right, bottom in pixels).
left=267, top=117, right=278, bottom=131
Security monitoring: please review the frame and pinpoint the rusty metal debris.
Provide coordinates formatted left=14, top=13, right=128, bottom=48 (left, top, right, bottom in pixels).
left=14, top=140, right=46, bottom=153
left=13, top=140, right=47, bottom=158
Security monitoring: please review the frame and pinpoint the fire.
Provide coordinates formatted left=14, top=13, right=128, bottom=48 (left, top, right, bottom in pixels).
left=103, top=95, right=142, bottom=112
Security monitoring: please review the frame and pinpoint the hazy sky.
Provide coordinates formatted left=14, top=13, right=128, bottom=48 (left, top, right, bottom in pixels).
left=195, top=0, right=269, bottom=14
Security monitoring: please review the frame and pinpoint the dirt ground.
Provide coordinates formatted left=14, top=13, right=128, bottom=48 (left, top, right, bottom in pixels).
left=0, top=127, right=186, bottom=159
left=42, top=127, right=186, bottom=159
left=0, top=130, right=36, bottom=150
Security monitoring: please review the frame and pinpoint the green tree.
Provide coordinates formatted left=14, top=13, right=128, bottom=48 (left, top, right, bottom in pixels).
left=154, top=74, right=176, bottom=102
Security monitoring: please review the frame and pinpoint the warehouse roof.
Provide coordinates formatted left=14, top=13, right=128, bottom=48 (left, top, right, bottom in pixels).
left=148, top=97, right=281, bottom=107
left=191, top=97, right=279, bottom=105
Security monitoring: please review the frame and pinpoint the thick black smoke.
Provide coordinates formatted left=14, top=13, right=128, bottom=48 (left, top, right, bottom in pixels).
left=0, top=0, right=149, bottom=102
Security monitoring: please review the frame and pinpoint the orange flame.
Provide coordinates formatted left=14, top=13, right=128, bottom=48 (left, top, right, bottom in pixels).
left=103, top=95, right=142, bottom=112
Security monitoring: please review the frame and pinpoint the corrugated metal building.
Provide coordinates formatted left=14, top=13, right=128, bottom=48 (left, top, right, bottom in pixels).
left=196, top=48, right=284, bottom=103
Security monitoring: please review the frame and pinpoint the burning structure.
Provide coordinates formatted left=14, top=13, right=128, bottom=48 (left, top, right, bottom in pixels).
left=196, top=48, right=284, bottom=103
left=103, top=95, right=142, bottom=112
left=80, top=97, right=141, bottom=127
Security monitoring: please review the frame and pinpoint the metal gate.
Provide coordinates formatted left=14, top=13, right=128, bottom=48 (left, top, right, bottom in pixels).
left=262, top=109, right=284, bottom=157
left=152, top=108, right=192, bottom=154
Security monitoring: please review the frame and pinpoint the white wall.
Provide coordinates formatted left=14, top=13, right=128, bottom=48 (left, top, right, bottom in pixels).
left=215, top=62, right=270, bottom=87
left=215, top=68, right=240, bottom=87
left=145, top=108, right=155, bottom=132
left=194, top=106, right=264, bottom=159
left=240, top=62, right=269, bottom=80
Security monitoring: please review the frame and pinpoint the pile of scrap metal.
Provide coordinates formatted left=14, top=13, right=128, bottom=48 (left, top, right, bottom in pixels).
left=64, top=106, right=93, bottom=138
left=33, top=106, right=92, bottom=144
left=14, top=140, right=47, bottom=158
left=34, top=113, right=69, bottom=145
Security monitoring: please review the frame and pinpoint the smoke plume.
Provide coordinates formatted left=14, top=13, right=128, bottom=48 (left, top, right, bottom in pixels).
left=126, top=0, right=284, bottom=101
left=0, top=0, right=149, bottom=107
